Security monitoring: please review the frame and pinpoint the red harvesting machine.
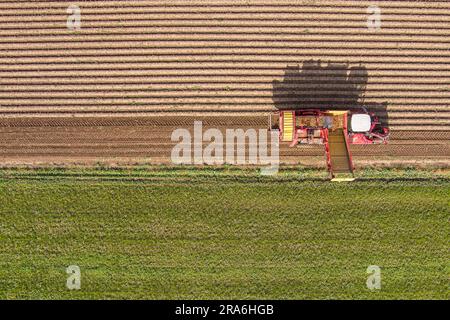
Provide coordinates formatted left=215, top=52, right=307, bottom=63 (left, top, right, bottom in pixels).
left=269, top=109, right=389, bottom=181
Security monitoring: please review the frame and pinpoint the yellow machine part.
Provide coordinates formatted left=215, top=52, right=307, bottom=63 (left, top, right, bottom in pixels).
left=331, top=177, right=356, bottom=182
left=328, top=129, right=353, bottom=174
left=282, top=111, right=295, bottom=142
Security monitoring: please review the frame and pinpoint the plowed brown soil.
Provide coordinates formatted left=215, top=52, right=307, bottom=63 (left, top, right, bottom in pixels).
left=0, top=116, right=448, bottom=168
left=0, top=1, right=448, bottom=167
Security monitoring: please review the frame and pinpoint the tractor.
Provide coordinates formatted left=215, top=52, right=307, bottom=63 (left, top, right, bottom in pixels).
left=269, top=108, right=389, bottom=181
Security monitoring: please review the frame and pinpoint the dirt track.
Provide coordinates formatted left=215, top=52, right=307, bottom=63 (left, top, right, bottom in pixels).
left=0, top=116, right=448, bottom=168
left=0, top=1, right=448, bottom=167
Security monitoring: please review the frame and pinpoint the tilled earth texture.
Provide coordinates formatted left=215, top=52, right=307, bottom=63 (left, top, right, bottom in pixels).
left=0, top=1, right=449, bottom=167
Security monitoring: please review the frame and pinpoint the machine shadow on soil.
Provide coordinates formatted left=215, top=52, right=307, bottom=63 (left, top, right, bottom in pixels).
left=272, top=60, right=389, bottom=128
left=271, top=60, right=391, bottom=180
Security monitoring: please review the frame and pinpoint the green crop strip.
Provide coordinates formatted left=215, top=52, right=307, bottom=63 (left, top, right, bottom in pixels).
left=0, top=168, right=448, bottom=299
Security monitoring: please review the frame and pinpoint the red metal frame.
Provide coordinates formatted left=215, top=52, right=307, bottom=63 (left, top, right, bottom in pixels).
left=348, top=111, right=389, bottom=145
left=273, top=109, right=389, bottom=178
left=277, top=109, right=389, bottom=145
left=323, top=128, right=332, bottom=174
left=342, top=112, right=355, bottom=173
left=279, top=111, right=284, bottom=141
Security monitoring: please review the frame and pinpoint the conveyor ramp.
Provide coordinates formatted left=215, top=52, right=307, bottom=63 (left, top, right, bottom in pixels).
left=327, top=129, right=354, bottom=180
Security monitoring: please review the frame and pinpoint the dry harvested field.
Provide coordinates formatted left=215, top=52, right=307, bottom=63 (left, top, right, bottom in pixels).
left=0, top=0, right=448, bottom=167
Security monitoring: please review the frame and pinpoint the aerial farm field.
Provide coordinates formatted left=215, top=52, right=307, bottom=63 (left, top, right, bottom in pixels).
left=0, top=167, right=449, bottom=299
left=0, top=1, right=448, bottom=168
left=0, top=0, right=449, bottom=302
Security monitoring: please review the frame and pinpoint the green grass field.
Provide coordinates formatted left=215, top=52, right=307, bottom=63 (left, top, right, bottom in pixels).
left=0, top=167, right=448, bottom=299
